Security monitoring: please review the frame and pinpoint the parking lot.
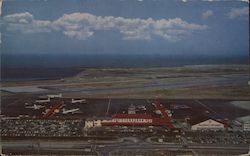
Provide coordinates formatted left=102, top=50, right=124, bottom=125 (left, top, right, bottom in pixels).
left=185, top=131, right=250, bottom=145
left=1, top=119, right=85, bottom=137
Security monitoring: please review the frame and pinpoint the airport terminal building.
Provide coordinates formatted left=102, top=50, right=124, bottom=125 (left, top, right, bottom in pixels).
left=189, top=116, right=228, bottom=131
left=85, top=102, right=174, bottom=129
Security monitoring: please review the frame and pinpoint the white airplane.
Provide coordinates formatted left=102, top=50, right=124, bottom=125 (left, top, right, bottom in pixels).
left=62, top=108, right=80, bottom=114
left=71, top=98, right=86, bottom=104
left=136, top=105, right=146, bottom=111
left=36, top=98, right=50, bottom=103
left=165, top=109, right=172, bottom=117
left=154, top=109, right=162, bottom=115
left=47, top=93, right=62, bottom=98
left=25, top=104, right=45, bottom=110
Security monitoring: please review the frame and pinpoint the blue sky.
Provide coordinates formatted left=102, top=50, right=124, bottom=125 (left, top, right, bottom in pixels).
left=0, top=0, right=249, bottom=56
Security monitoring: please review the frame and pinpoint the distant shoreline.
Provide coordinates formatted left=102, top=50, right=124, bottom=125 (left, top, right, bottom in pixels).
left=2, top=54, right=248, bottom=68
left=1, top=64, right=248, bottom=82
left=1, top=67, right=83, bottom=82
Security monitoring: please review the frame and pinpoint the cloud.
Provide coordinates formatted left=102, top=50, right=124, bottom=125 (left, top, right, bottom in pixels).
left=202, top=10, right=213, bottom=19
left=227, top=7, right=249, bottom=19
left=63, top=29, right=94, bottom=40
left=2, top=12, right=52, bottom=33
left=0, top=0, right=2, bottom=16
left=237, top=0, right=249, bottom=3
left=2, top=12, right=207, bottom=41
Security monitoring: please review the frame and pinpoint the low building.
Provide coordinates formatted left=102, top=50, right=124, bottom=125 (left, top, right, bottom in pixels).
left=236, top=116, right=250, bottom=131
left=189, top=116, right=228, bottom=131
left=128, top=104, right=136, bottom=114
left=85, top=118, right=111, bottom=128
left=243, top=123, right=250, bottom=131
left=84, top=102, right=174, bottom=129
left=85, top=119, right=101, bottom=128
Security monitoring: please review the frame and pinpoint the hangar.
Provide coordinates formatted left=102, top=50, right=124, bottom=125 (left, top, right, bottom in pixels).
left=189, top=116, right=228, bottom=131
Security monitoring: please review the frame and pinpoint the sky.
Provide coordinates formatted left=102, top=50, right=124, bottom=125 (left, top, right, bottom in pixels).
left=0, top=0, right=249, bottom=56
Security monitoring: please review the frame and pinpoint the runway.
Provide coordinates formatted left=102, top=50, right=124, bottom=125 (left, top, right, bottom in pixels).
left=2, top=74, right=247, bottom=95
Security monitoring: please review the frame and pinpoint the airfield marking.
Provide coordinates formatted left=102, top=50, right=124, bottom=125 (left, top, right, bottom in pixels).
left=194, top=100, right=220, bottom=117
left=105, top=99, right=111, bottom=117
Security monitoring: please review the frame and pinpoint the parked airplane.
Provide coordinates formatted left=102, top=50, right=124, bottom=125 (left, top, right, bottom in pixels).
left=36, top=98, right=50, bottom=103
left=136, top=105, right=146, bottom=111
left=62, top=108, right=80, bottom=114
left=47, top=93, right=62, bottom=98
left=25, top=104, right=45, bottom=110
left=43, top=101, right=64, bottom=118
left=71, top=98, right=86, bottom=104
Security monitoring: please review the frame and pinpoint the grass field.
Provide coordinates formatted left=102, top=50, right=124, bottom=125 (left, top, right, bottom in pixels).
left=1, top=65, right=249, bottom=100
